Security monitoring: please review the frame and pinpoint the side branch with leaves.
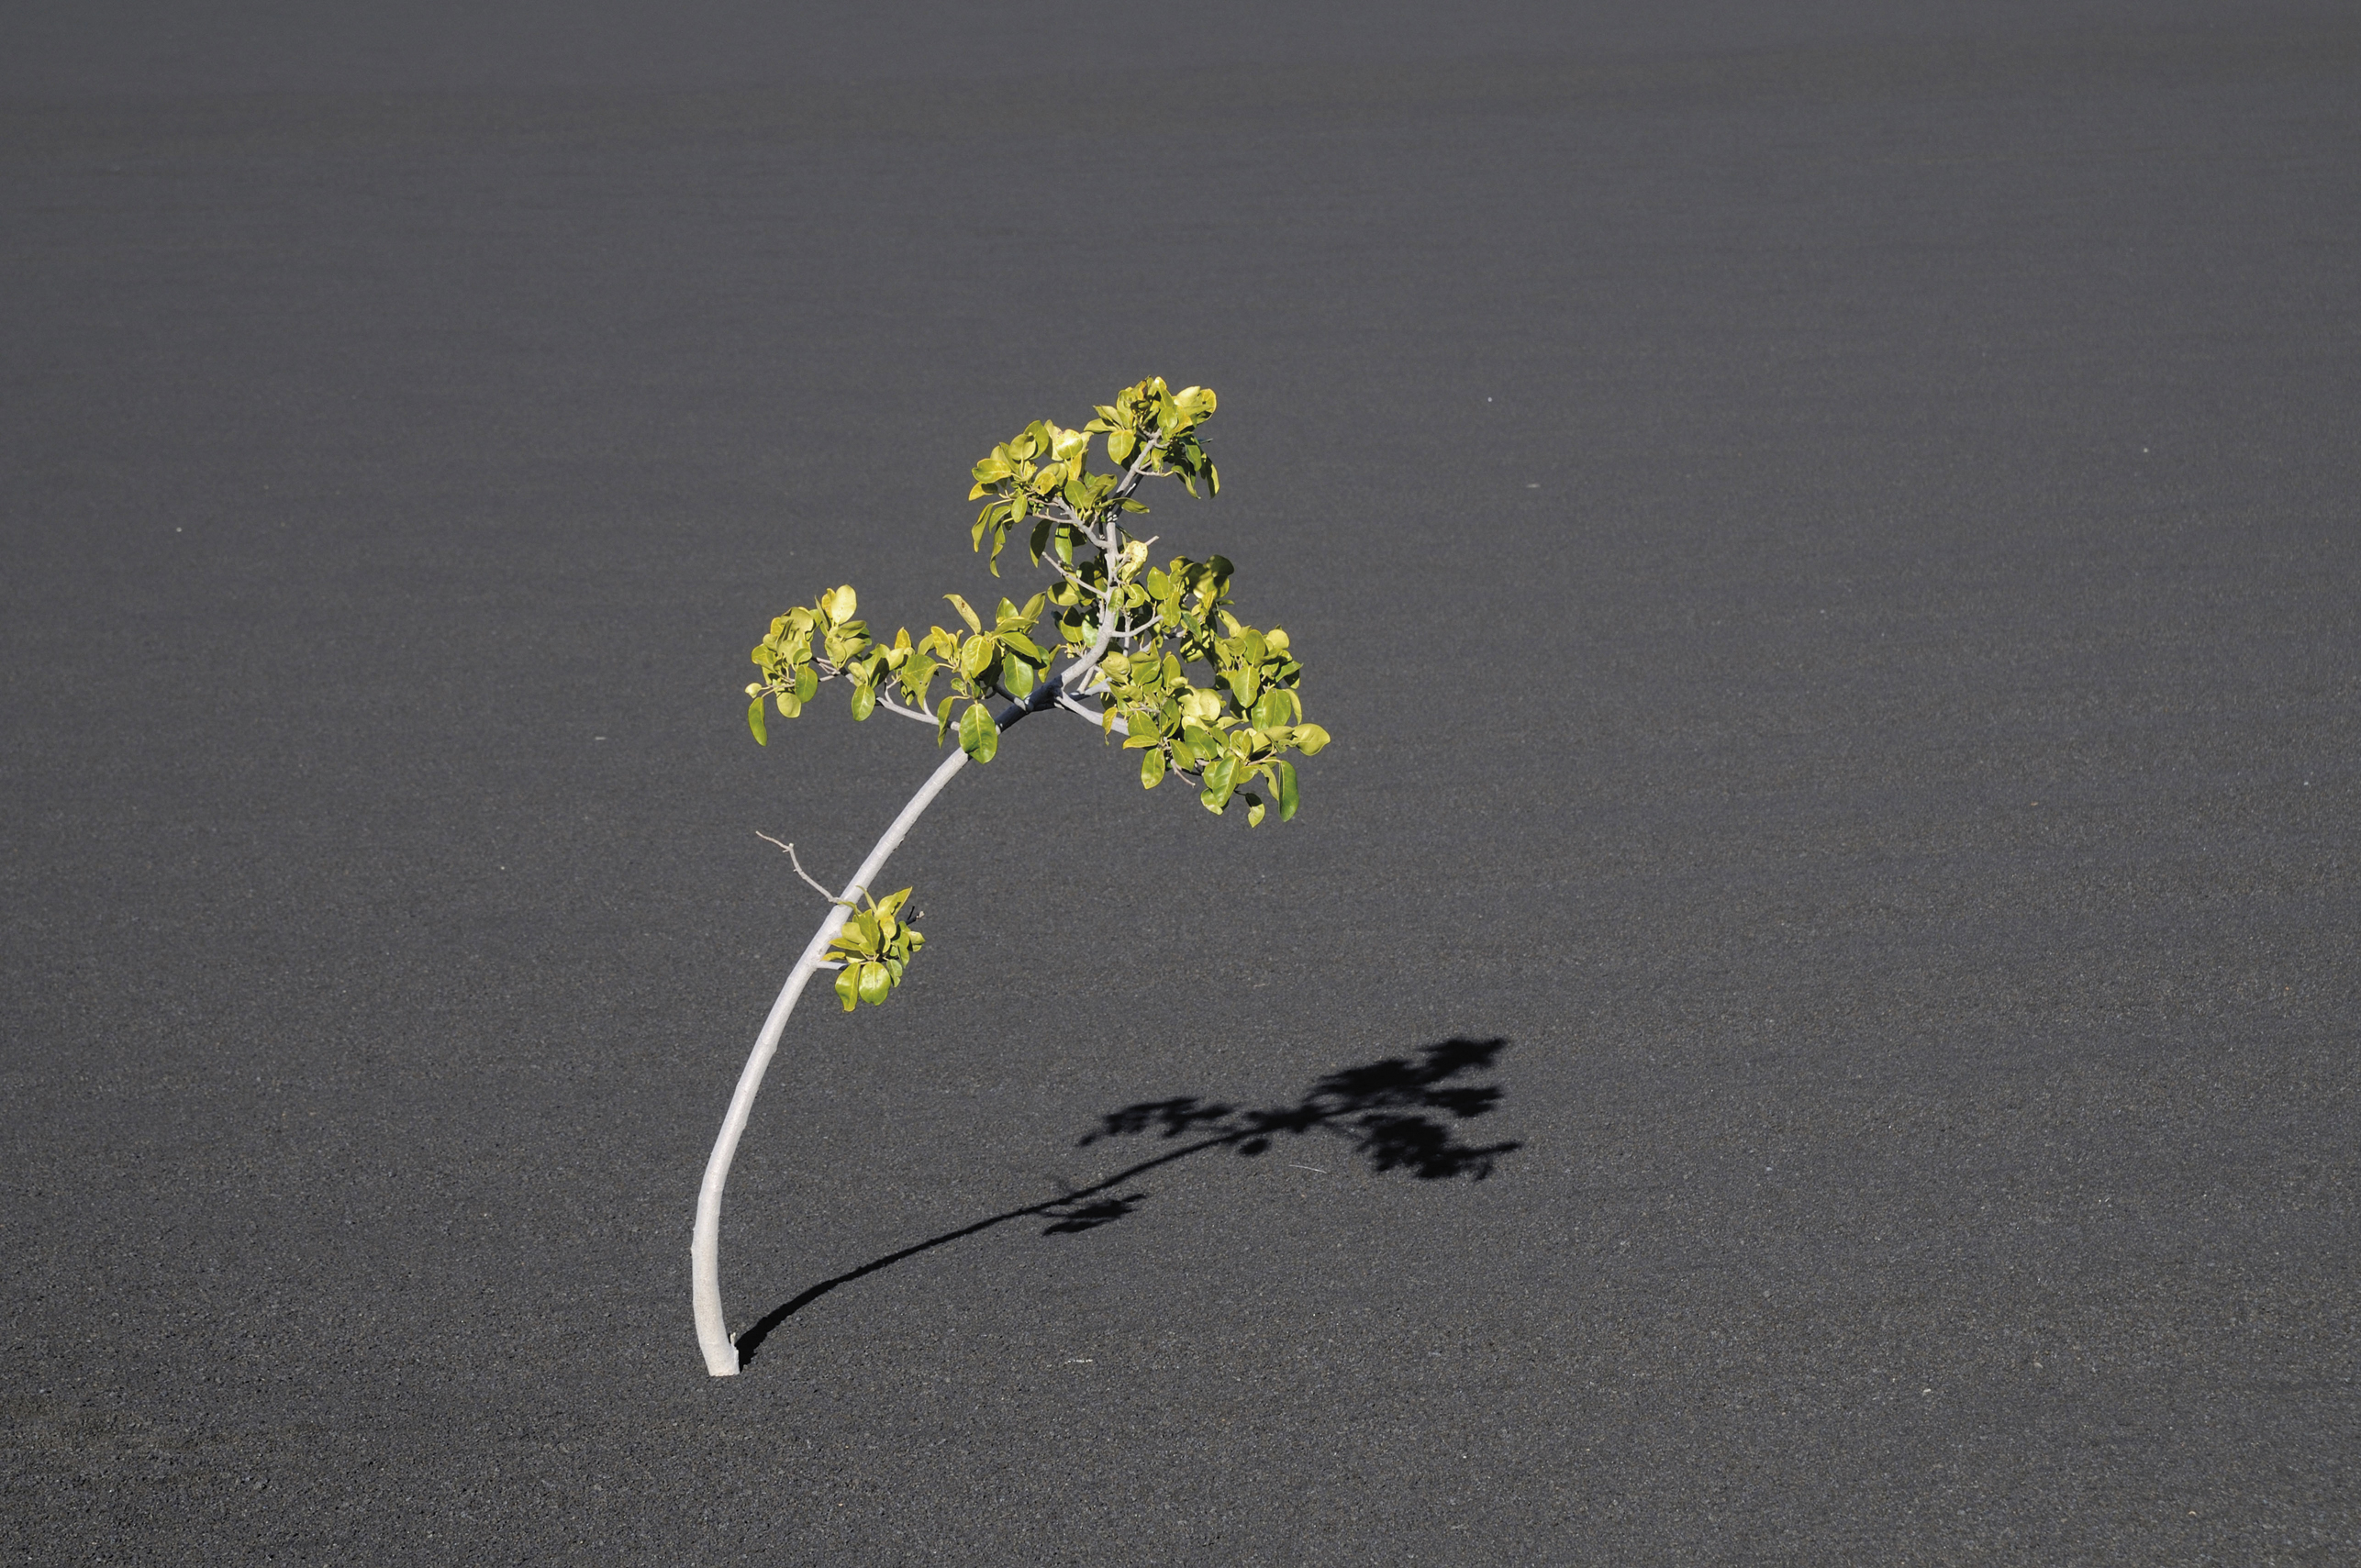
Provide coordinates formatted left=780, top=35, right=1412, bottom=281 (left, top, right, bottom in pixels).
left=694, top=378, right=1332, bottom=1375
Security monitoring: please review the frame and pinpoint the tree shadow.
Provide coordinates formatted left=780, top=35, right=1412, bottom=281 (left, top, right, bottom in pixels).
left=733, top=1037, right=1520, bottom=1365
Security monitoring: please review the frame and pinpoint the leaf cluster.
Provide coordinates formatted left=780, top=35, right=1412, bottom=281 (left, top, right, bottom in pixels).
left=821, top=887, right=924, bottom=1010
left=744, top=584, right=874, bottom=742
left=967, top=378, right=1217, bottom=576
left=741, top=376, right=1334, bottom=1012
left=744, top=584, right=1065, bottom=765
left=1098, top=557, right=1331, bottom=823
left=746, top=377, right=1323, bottom=810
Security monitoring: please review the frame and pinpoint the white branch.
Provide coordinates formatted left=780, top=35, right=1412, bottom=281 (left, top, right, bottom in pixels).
left=1057, top=694, right=1128, bottom=735
left=693, top=742, right=974, bottom=1375
left=872, top=694, right=941, bottom=727
left=1111, top=430, right=1166, bottom=500
left=694, top=428, right=1201, bottom=1375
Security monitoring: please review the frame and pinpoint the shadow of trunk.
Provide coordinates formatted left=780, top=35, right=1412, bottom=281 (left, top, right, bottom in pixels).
left=734, top=1037, right=1520, bottom=1364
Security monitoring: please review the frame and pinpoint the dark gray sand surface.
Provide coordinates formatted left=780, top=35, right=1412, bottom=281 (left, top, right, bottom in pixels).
left=6, top=4, right=2356, bottom=1562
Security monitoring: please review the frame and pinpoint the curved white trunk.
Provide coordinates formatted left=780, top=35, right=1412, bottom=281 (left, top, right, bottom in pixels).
left=691, top=742, right=974, bottom=1375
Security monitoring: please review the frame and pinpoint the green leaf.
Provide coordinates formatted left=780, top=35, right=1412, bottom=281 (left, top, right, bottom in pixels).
left=1246, top=795, right=1266, bottom=828
left=1004, top=659, right=1035, bottom=697
left=958, top=702, right=999, bottom=763
left=1141, top=747, right=1166, bottom=788
left=1275, top=759, right=1298, bottom=820
left=793, top=664, right=819, bottom=704
left=900, top=655, right=938, bottom=707
left=849, top=683, right=876, bottom=721
left=1200, top=753, right=1239, bottom=813
left=1294, top=723, right=1331, bottom=755
left=747, top=695, right=768, bottom=746
left=959, top=634, right=997, bottom=678
left=858, top=962, right=893, bottom=1006
left=944, top=594, right=983, bottom=634
left=833, top=965, right=859, bottom=1011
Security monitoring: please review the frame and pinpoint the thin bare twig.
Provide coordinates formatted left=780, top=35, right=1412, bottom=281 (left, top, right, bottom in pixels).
left=755, top=832, right=838, bottom=902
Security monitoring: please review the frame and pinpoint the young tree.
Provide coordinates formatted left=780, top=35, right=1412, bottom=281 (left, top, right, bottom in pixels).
left=693, top=378, right=1331, bottom=1375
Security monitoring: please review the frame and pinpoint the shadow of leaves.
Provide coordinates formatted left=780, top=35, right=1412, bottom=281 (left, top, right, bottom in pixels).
left=733, top=1037, right=1519, bottom=1364
left=1078, top=1034, right=1520, bottom=1181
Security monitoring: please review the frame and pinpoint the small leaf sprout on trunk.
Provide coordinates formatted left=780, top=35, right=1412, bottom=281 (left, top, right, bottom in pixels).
left=693, top=379, right=1331, bottom=1375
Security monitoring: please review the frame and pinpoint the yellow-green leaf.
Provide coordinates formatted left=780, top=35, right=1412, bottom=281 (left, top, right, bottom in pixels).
left=958, top=702, right=999, bottom=762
